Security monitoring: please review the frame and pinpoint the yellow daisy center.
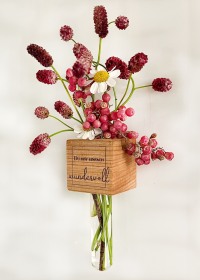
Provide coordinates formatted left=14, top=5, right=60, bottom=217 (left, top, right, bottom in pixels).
left=94, top=71, right=109, bottom=83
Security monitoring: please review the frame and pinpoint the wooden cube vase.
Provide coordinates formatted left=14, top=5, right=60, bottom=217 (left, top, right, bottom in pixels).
left=67, top=138, right=137, bottom=195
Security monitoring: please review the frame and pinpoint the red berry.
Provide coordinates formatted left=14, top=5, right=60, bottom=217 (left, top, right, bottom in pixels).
left=120, top=116, right=127, bottom=121
left=151, top=138, right=158, bottom=148
left=151, top=152, right=157, bottom=161
left=95, top=100, right=103, bottom=109
left=75, top=91, right=83, bottom=99
left=82, top=93, right=87, bottom=99
left=127, top=131, right=139, bottom=139
left=113, top=120, right=122, bottom=130
left=101, top=123, right=109, bottom=131
left=121, top=123, right=128, bottom=132
left=78, top=78, right=87, bottom=87
left=69, top=76, right=77, bottom=85
left=99, top=115, right=108, bottom=123
left=165, top=152, right=174, bottom=161
left=83, top=121, right=91, bottom=130
left=126, top=150, right=134, bottom=155
left=109, top=125, right=117, bottom=133
left=84, top=108, right=93, bottom=116
left=102, top=93, right=111, bottom=102
left=125, top=107, right=135, bottom=117
left=111, top=132, right=117, bottom=138
left=107, top=114, right=112, bottom=121
left=144, top=159, right=150, bottom=165
left=141, top=153, right=150, bottom=161
left=66, top=68, right=73, bottom=77
left=135, top=158, right=144, bottom=166
left=156, top=150, right=165, bottom=157
left=100, top=102, right=108, bottom=108
left=68, top=84, right=76, bottom=92
left=143, top=145, right=153, bottom=155
left=101, top=108, right=110, bottom=115
left=140, top=136, right=149, bottom=145
left=93, top=120, right=101, bottom=128
left=103, top=131, right=111, bottom=139
left=117, top=109, right=126, bottom=119
left=118, top=105, right=126, bottom=111
left=111, top=111, right=118, bottom=120
left=86, top=113, right=96, bottom=123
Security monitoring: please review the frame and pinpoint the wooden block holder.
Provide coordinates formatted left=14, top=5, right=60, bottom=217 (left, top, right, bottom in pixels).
left=67, top=138, right=137, bottom=195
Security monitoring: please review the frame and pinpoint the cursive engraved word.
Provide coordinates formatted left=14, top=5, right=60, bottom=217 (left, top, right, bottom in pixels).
left=73, top=156, right=104, bottom=162
left=69, top=167, right=109, bottom=183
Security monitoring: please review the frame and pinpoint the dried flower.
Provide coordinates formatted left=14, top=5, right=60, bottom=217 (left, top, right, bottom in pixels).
left=36, top=70, right=58, bottom=84
left=27, top=44, right=53, bottom=67
left=93, top=6, right=108, bottom=38
left=60, top=25, right=73, bottom=41
left=150, top=133, right=157, bottom=138
left=128, top=53, right=148, bottom=74
left=54, top=101, right=73, bottom=119
left=106, top=56, right=130, bottom=80
left=115, top=16, right=129, bottom=30
left=35, top=106, right=49, bottom=119
left=30, top=133, right=51, bottom=155
left=152, top=78, right=173, bottom=92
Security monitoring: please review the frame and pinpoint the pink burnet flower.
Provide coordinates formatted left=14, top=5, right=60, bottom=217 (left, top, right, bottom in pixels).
left=35, top=106, right=49, bottom=119
left=73, top=43, right=93, bottom=63
left=36, top=70, right=58, bottom=85
left=106, top=56, right=130, bottom=80
left=30, top=133, right=51, bottom=155
left=60, top=25, right=73, bottom=42
left=128, top=53, right=148, bottom=74
left=54, top=101, right=73, bottom=119
left=115, top=16, right=129, bottom=30
left=152, top=78, right=173, bottom=92
left=93, top=5, right=108, bottom=38
left=27, top=44, right=53, bottom=67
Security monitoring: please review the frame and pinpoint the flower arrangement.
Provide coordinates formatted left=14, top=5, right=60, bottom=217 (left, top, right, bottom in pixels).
left=27, top=5, right=174, bottom=271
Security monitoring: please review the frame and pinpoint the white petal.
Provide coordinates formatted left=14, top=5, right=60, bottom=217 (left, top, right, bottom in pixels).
left=90, top=82, right=98, bottom=94
left=94, top=128, right=102, bottom=135
left=109, top=69, right=120, bottom=78
left=89, top=131, right=95, bottom=140
left=77, top=131, right=85, bottom=138
left=106, top=77, right=116, bottom=87
left=82, top=131, right=89, bottom=139
left=98, top=82, right=106, bottom=93
left=74, top=124, right=83, bottom=133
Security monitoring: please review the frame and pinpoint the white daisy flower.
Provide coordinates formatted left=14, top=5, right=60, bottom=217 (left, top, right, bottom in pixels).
left=89, top=66, right=120, bottom=94
left=74, top=124, right=102, bottom=140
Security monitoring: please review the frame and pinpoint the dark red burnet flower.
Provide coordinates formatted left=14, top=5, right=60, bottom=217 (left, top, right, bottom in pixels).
left=72, top=61, right=86, bottom=79
left=27, top=44, right=53, bottom=67
left=152, top=78, right=173, bottom=92
left=106, top=56, right=130, bottom=80
left=30, top=133, right=51, bottom=155
left=35, top=106, right=49, bottom=119
left=60, top=25, right=73, bottom=41
left=115, top=16, right=129, bottom=30
left=73, top=43, right=93, bottom=63
left=93, top=5, right=108, bottom=38
left=36, top=70, right=58, bottom=85
left=54, top=101, right=73, bottom=119
left=128, top=53, right=148, bottom=74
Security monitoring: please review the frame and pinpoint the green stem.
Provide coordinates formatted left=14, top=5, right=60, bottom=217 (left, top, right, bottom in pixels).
left=121, top=76, right=135, bottom=106
left=92, top=61, right=107, bottom=70
left=71, top=39, right=77, bottom=44
left=57, top=78, right=69, bottom=83
left=49, top=115, right=73, bottom=130
left=92, top=94, right=95, bottom=102
left=79, top=99, right=86, bottom=116
left=113, top=87, right=117, bottom=111
left=91, top=225, right=101, bottom=251
left=117, top=73, right=132, bottom=109
left=51, top=65, right=83, bottom=123
left=71, top=116, right=82, bottom=124
left=134, top=85, right=152, bottom=90
left=96, top=38, right=102, bottom=70
left=108, top=21, right=115, bottom=25
left=49, top=129, right=73, bottom=138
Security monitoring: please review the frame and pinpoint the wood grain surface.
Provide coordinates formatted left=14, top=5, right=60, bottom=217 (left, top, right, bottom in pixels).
left=66, top=139, right=137, bottom=195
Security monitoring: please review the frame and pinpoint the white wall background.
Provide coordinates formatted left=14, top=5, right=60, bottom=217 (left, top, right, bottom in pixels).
left=0, top=0, right=200, bottom=279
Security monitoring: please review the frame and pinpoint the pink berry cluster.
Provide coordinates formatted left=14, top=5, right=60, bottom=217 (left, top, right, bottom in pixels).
left=123, top=133, right=174, bottom=165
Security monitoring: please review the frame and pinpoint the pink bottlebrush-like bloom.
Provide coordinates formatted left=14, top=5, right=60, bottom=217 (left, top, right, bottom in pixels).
left=106, top=56, right=130, bottom=80
left=128, top=53, right=148, bottom=74
left=36, top=70, right=58, bottom=85
left=30, top=133, right=51, bottom=155
left=115, top=16, right=129, bottom=30
left=152, top=78, right=173, bottom=92
left=93, top=6, right=108, bottom=38
left=60, top=25, right=73, bottom=41
left=54, top=101, right=73, bottom=119
left=73, top=43, right=93, bottom=63
left=27, top=44, right=53, bottom=67
left=35, top=106, right=49, bottom=119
